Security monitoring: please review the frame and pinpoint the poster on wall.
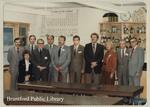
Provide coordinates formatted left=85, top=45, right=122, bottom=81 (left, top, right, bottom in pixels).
left=41, top=9, right=79, bottom=38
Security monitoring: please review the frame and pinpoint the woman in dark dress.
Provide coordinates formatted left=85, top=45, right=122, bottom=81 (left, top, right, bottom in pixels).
left=18, top=50, right=34, bottom=83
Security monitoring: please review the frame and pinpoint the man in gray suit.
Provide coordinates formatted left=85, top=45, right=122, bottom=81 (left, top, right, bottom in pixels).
left=51, top=36, right=71, bottom=83
left=129, top=37, right=144, bottom=86
left=7, top=37, right=24, bottom=90
left=31, top=39, right=50, bottom=81
left=25, top=34, right=37, bottom=54
left=45, top=35, right=57, bottom=82
left=69, top=35, right=84, bottom=83
left=117, top=39, right=129, bottom=86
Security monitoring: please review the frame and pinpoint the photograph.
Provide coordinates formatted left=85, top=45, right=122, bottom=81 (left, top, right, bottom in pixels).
left=1, top=0, right=149, bottom=106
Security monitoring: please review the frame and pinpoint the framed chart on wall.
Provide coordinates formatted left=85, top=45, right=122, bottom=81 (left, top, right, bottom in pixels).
left=41, top=9, right=79, bottom=37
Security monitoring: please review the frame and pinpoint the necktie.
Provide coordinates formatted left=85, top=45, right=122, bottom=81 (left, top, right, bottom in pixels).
left=39, top=49, right=42, bottom=56
left=49, top=45, right=52, bottom=55
left=92, top=44, right=96, bottom=54
left=17, top=48, right=20, bottom=62
left=17, top=48, right=19, bottom=53
left=31, top=45, right=33, bottom=52
left=74, top=47, right=77, bottom=56
left=49, top=45, right=51, bottom=48
left=131, top=48, right=134, bottom=57
left=58, top=47, right=61, bottom=58
left=121, top=49, right=124, bottom=58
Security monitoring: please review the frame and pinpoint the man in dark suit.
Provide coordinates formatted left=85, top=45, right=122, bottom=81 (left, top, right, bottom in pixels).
left=31, top=39, right=50, bottom=81
left=25, top=34, right=37, bottom=54
left=45, top=35, right=57, bottom=82
left=7, top=37, right=24, bottom=90
left=84, top=33, right=104, bottom=84
left=69, top=35, right=84, bottom=83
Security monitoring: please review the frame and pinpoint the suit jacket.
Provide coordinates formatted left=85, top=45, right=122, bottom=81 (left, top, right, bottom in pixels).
left=102, top=50, right=117, bottom=73
left=69, top=45, right=85, bottom=73
left=18, top=59, right=34, bottom=83
left=128, top=46, right=144, bottom=76
left=116, top=48, right=129, bottom=67
left=25, top=44, right=37, bottom=53
left=51, top=45, right=71, bottom=73
left=31, top=48, right=50, bottom=72
left=45, top=44, right=57, bottom=67
left=7, top=46, right=24, bottom=73
left=84, top=43, right=104, bottom=73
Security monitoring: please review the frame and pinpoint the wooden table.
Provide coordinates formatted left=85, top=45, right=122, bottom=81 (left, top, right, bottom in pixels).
left=4, top=90, right=123, bottom=105
left=17, top=81, right=143, bottom=98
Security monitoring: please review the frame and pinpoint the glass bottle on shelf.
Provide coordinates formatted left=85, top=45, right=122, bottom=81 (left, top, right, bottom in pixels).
left=123, top=25, right=128, bottom=34
left=137, top=27, right=140, bottom=33
left=112, top=26, right=116, bottom=33
left=139, top=27, right=142, bottom=33
left=138, top=38, right=141, bottom=43
left=141, top=25, right=146, bottom=33
left=111, top=26, right=114, bottom=33
left=115, top=27, right=117, bottom=33
left=130, top=26, right=134, bottom=34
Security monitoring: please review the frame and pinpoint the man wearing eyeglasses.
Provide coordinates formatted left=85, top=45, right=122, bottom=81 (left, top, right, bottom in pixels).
left=31, top=39, right=50, bottom=81
left=128, top=37, right=144, bottom=86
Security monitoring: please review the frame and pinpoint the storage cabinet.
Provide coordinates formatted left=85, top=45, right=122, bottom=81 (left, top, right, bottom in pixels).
left=100, top=22, right=146, bottom=49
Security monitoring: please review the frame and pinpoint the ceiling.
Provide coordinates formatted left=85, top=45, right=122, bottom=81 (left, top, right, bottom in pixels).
left=4, top=0, right=146, bottom=14
left=5, top=2, right=88, bottom=9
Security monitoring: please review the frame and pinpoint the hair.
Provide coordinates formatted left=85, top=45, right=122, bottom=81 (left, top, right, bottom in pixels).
left=130, top=37, right=137, bottom=42
left=37, top=39, right=44, bottom=44
left=90, top=33, right=99, bottom=39
left=59, top=35, right=66, bottom=41
left=14, top=37, right=20, bottom=42
left=73, top=35, right=80, bottom=40
left=47, top=35, right=54, bottom=40
left=119, top=39, right=126, bottom=44
left=105, top=41, right=114, bottom=49
left=22, top=49, right=30, bottom=58
left=29, top=34, right=36, bottom=40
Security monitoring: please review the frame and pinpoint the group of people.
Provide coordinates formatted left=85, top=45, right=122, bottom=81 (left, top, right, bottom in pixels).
left=7, top=33, right=144, bottom=90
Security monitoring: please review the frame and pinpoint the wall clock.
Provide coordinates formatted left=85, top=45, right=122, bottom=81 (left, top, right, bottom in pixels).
left=120, top=11, right=131, bottom=21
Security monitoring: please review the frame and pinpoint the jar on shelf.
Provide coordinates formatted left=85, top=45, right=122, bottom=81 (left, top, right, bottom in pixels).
left=103, top=13, right=118, bottom=22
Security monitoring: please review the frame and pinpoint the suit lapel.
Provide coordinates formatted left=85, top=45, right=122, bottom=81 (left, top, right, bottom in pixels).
left=93, top=44, right=99, bottom=56
left=119, top=49, right=122, bottom=59
left=60, top=46, right=65, bottom=57
left=13, top=47, right=17, bottom=55
left=13, top=47, right=18, bottom=60
left=130, top=47, right=137, bottom=57
left=95, top=44, right=98, bottom=55
left=77, top=45, right=80, bottom=53
left=133, top=47, right=138, bottom=57
left=76, top=45, right=82, bottom=55
left=23, top=60, right=25, bottom=65
left=36, top=49, right=41, bottom=57
left=71, top=46, right=75, bottom=56
left=22, top=60, right=26, bottom=70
